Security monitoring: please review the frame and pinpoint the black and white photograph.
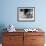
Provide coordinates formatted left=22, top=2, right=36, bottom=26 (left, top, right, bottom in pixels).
left=17, top=7, right=35, bottom=22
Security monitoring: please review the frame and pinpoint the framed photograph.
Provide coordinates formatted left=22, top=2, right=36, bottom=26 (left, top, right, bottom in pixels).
left=17, top=7, right=35, bottom=22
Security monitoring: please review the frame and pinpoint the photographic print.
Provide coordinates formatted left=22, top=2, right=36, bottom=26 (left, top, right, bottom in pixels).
left=17, top=7, right=35, bottom=22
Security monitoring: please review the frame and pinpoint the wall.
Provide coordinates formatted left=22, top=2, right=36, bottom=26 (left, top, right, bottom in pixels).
left=0, top=0, right=46, bottom=30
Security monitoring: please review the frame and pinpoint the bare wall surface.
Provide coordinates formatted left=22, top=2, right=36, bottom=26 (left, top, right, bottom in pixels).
left=0, top=0, right=46, bottom=29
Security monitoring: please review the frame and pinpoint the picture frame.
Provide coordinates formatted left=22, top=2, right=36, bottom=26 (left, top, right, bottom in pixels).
left=17, top=7, right=35, bottom=22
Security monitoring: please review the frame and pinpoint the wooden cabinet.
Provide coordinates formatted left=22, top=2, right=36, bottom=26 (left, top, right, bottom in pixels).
left=3, top=32, right=24, bottom=46
left=2, top=32, right=45, bottom=46
left=24, top=32, right=45, bottom=46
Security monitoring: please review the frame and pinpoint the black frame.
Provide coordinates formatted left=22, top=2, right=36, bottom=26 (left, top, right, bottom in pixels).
left=17, top=7, right=35, bottom=22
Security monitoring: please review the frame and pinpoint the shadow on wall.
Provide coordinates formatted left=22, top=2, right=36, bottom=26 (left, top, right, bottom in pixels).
left=0, top=24, right=7, bottom=43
